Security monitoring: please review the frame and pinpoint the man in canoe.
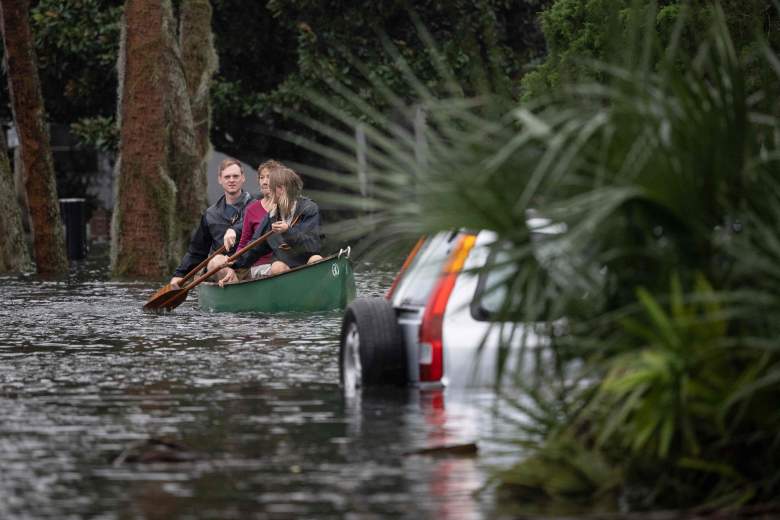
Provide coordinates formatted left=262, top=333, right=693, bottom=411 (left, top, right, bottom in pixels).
left=168, top=158, right=253, bottom=288
left=218, top=165, right=323, bottom=285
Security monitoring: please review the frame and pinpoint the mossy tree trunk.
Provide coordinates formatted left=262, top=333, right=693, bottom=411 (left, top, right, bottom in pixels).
left=112, top=0, right=176, bottom=278
left=180, top=0, right=217, bottom=159
left=0, top=130, right=31, bottom=272
left=166, top=0, right=217, bottom=259
left=113, top=0, right=217, bottom=277
left=163, top=1, right=202, bottom=261
left=0, top=0, right=67, bottom=274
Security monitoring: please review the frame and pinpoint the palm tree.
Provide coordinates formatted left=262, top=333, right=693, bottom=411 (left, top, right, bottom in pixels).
left=289, top=4, right=780, bottom=511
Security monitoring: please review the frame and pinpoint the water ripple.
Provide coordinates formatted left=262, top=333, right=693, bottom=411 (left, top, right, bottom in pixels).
left=0, top=251, right=503, bottom=519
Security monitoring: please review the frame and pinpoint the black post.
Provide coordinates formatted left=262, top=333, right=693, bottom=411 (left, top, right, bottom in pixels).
left=59, top=198, right=87, bottom=260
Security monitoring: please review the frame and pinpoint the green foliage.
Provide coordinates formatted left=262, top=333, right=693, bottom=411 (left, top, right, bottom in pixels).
left=496, top=434, right=621, bottom=505
left=70, top=115, right=119, bottom=152
left=212, top=0, right=549, bottom=165
left=521, top=0, right=628, bottom=97
left=284, top=1, right=780, bottom=511
left=3, top=1, right=549, bottom=169
left=30, top=0, right=123, bottom=123
left=522, top=0, right=780, bottom=100
left=265, top=0, right=537, bottom=100
left=590, top=275, right=739, bottom=470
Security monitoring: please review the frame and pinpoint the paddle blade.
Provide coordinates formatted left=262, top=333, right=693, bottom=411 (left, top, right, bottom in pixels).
left=156, top=289, right=189, bottom=311
left=144, top=285, right=187, bottom=310
left=144, top=284, right=173, bottom=308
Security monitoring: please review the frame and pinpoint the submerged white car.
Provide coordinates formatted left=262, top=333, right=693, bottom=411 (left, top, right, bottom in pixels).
left=339, top=228, right=547, bottom=391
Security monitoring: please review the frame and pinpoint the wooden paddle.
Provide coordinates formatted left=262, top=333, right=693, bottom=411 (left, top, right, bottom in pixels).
left=144, top=244, right=227, bottom=309
left=145, top=214, right=301, bottom=311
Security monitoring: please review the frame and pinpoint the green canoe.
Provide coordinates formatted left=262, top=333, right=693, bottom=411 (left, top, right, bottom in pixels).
left=197, top=252, right=356, bottom=313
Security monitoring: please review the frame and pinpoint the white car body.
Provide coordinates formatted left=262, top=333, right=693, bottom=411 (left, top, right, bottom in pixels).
left=340, top=222, right=562, bottom=392
left=388, top=230, right=535, bottom=389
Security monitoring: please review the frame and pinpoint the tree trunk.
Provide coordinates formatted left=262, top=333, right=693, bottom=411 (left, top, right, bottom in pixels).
left=180, top=0, right=218, bottom=160
left=0, top=0, right=67, bottom=274
left=163, top=0, right=205, bottom=261
left=164, top=0, right=217, bottom=259
left=112, top=0, right=177, bottom=278
left=0, top=129, right=31, bottom=272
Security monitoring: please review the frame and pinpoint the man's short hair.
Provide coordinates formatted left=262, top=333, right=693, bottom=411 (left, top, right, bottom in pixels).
left=218, top=158, right=244, bottom=176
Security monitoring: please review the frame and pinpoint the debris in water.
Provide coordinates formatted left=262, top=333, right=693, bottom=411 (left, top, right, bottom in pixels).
left=113, top=437, right=199, bottom=465
left=404, top=442, right=478, bottom=457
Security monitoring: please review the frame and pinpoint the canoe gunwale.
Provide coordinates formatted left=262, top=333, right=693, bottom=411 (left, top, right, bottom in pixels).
left=200, top=253, right=344, bottom=289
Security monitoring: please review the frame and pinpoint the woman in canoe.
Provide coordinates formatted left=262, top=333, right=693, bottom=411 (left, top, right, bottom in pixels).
left=218, top=165, right=323, bottom=285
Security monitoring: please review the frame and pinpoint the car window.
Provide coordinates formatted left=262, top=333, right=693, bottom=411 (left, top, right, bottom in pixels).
left=470, top=222, right=567, bottom=322
left=471, top=220, right=590, bottom=322
left=470, top=244, right=516, bottom=321
left=394, top=231, right=461, bottom=307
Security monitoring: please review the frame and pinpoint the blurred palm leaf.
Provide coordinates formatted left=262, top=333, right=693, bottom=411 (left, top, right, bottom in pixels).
left=283, top=2, right=780, bottom=510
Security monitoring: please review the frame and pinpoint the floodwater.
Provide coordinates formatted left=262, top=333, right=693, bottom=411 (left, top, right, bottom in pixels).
left=0, top=244, right=515, bottom=519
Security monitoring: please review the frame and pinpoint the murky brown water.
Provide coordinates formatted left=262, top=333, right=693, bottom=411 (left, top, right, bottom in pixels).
left=0, top=244, right=512, bottom=519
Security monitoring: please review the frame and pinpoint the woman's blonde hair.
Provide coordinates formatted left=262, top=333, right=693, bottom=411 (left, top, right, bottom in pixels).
left=270, top=167, right=303, bottom=217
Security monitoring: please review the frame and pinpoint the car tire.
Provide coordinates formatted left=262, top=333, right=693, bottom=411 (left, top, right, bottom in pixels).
left=339, top=297, right=407, bottom=389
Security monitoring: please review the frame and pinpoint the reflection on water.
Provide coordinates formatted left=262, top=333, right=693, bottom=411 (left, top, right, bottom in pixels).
left=0, top=245, right=510, bottom=519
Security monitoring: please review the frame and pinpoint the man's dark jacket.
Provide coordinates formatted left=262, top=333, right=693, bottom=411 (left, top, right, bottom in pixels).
left=173, top=191, right=254, bottom=277
left=234, top=197, right=321, bottom=269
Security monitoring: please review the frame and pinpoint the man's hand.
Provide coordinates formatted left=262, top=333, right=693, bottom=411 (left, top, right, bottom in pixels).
left=223, top=228, right=237, bottom=250
left=271, top=220, right=289, bottom=234
left=218, top=268, right=238, bottom=287
left=169, top=276, right=184, bottom=289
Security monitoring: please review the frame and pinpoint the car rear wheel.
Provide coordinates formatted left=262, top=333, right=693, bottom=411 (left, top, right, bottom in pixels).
left=339, top=297, right=406, bottom=389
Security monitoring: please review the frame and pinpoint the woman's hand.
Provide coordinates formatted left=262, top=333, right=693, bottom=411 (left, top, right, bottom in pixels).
left=218, top=267, right=238, bottom=287
left=223, top=229, right=237, bottom=250
left=271, top=220, right=289, bottom=234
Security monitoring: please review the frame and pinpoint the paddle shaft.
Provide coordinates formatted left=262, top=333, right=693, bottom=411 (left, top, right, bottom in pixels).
left=143, top=243, right=227, bottom=309
left=185, top=230, right=273, bottom=290
left=178, top=244, right=226, bottom=288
